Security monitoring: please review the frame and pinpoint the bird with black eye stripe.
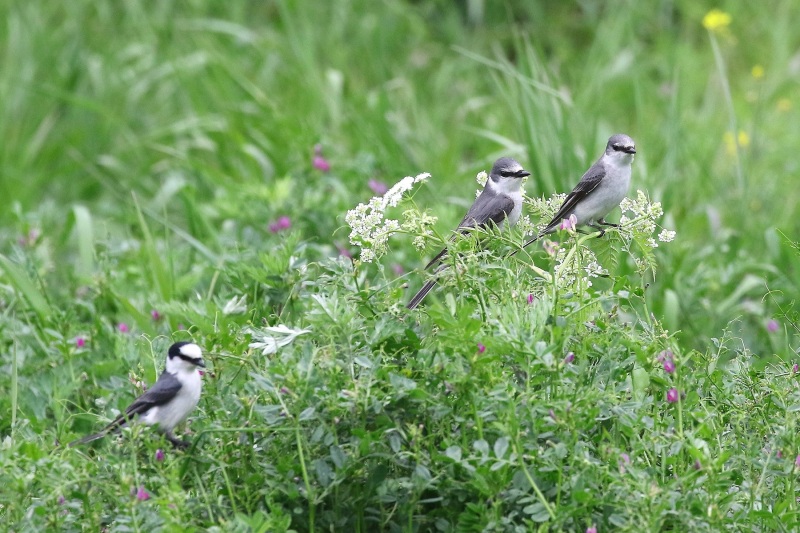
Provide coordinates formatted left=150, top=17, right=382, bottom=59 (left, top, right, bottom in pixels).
left=69, top=341, right=206, bottom=449
left=407, top=157, right=531, bottom=309
left=518, top=133, right=636, bottom=251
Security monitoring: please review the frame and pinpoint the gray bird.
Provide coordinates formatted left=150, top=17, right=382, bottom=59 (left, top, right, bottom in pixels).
left=69, top=341, right=205, bottom=449
left=407, top=157, right=530, bottom=309
left=520, top=134, right=636, bottom=249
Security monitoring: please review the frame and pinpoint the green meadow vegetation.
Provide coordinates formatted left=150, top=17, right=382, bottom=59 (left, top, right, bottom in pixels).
left=2, top=0, right=800, bottom=531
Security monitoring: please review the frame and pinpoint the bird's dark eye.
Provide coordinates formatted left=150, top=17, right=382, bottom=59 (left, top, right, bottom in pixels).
left=612, top=144, right=622, bottom=151
left=500, top=171, right=511, bottom=177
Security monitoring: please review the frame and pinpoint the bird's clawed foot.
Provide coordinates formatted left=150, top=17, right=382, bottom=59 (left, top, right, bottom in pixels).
left=587, top=224, right=606, bottom=238
left=598, top=219, right=620, bottom=228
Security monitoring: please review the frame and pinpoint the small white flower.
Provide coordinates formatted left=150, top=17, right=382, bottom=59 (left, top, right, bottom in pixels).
left=516, top=215, right=536, bottom=239
left=584, top=261, right=607, bottom=278
left=658, top=229, right=676, bottom=242
left=360, top=248, right=376, bottom=263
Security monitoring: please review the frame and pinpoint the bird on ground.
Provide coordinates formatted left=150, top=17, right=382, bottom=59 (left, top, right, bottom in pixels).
left=69, top=341, right=205, bottom=449
left=407, top=157, right=531, bottom=309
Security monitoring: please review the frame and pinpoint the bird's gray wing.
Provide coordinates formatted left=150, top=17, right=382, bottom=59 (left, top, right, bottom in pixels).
left=459, top=191, right=516, bottom=229
left=123, top=371, right=182, bottom=417
left=423, top=191, right=515, bottom=270
left=542, top=162, right=606, bottom=233
left=70, top=371, right=184, bottom=446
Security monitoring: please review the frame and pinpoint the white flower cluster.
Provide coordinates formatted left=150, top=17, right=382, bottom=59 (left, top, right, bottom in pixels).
left=474, top=171, right=490, bottom=199
left=345, top=173, right=432, bottom=262
left=515, top=215, right=537, bottom=242
left=617, top=189, right=675, bottom=275
left=406, top=209, right=438, bottom=251
left=618, top=190, right=672, bottom=247
left=658, top=229, right=676, bottom=243
left=552, top=246, right=604, bottom=289
left=584, top=260, right=608, bottom=279
left=525, top=194, right=567, bottom=236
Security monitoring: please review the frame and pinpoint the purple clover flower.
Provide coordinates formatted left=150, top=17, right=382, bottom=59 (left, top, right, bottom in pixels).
left=766, top=319, right=780, bottom=333
left=559, top=214, right=577, bottom=232
left=136, top=486, right=150, bottom=501
left=118, top=323, right=130, bottom=334
left=666, top=388, right=679, bottom=403
left=542, top=240, right=559, bottom=256
left=368, top=179, right=388, bottom=195
left=312, top=144, right=331, bottom=172
left=335, top=242, right=352, bottom=259
left=155, top=449, right=165, bottom=462
left=268, top=216, right=292, bottom=234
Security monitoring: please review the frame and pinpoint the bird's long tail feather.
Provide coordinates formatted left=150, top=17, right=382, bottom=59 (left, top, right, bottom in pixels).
left=68, top=415, right=128, bottom=447
left=406, top=279, right=438, bottom=310
left=508, top=233, right=541, bottom=258
left=68, top=430, right=109, bottom=447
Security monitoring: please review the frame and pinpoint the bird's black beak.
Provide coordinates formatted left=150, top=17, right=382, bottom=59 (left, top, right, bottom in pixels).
left=194, top=359, right=206, bottom=368
left=625, top=147, right=636, bottom=154
left=516, top=170, right=531, bottom=178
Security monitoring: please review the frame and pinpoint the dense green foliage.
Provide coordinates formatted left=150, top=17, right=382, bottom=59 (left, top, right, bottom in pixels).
left=1, top=1, right=799, bottom=531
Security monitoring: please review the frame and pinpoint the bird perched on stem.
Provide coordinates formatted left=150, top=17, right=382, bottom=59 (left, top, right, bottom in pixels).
left=518, top=134, right=636, bottom=251
left=69, top=341, right=205, bottom=449
left=407, top=157, right=530, bottom=309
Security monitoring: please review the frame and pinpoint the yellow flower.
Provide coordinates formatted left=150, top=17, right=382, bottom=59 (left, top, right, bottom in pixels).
left=703, top=9, right=731, bottom=32
left=777, top=99, right=792, bottom=112
left=751, top=65, right=764, bottom=79
left=723, top=130, right=749, bottom=155
left=737, top=131, right=749, bottom=148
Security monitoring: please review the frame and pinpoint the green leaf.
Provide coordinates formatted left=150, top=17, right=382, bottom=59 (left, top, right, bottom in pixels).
left=493, top=436, right=509, bottom=459
left=298, top=407, right=316, bottom=421
left=0, top=254, right=51, bottom=319
left=631, top=366, right=650, bottom=402
left=445, top=446, right=462, bottom=462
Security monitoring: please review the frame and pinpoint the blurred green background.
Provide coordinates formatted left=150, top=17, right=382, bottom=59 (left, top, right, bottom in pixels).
left=2, top=1, right=797, bottom=353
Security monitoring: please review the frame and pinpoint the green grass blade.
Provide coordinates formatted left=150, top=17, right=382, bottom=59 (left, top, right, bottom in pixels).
left=0, top=254, right=52, bottom=320
left=132, top=192, right=173, bottom=302
left=71, top=205, right=95, bottom=280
